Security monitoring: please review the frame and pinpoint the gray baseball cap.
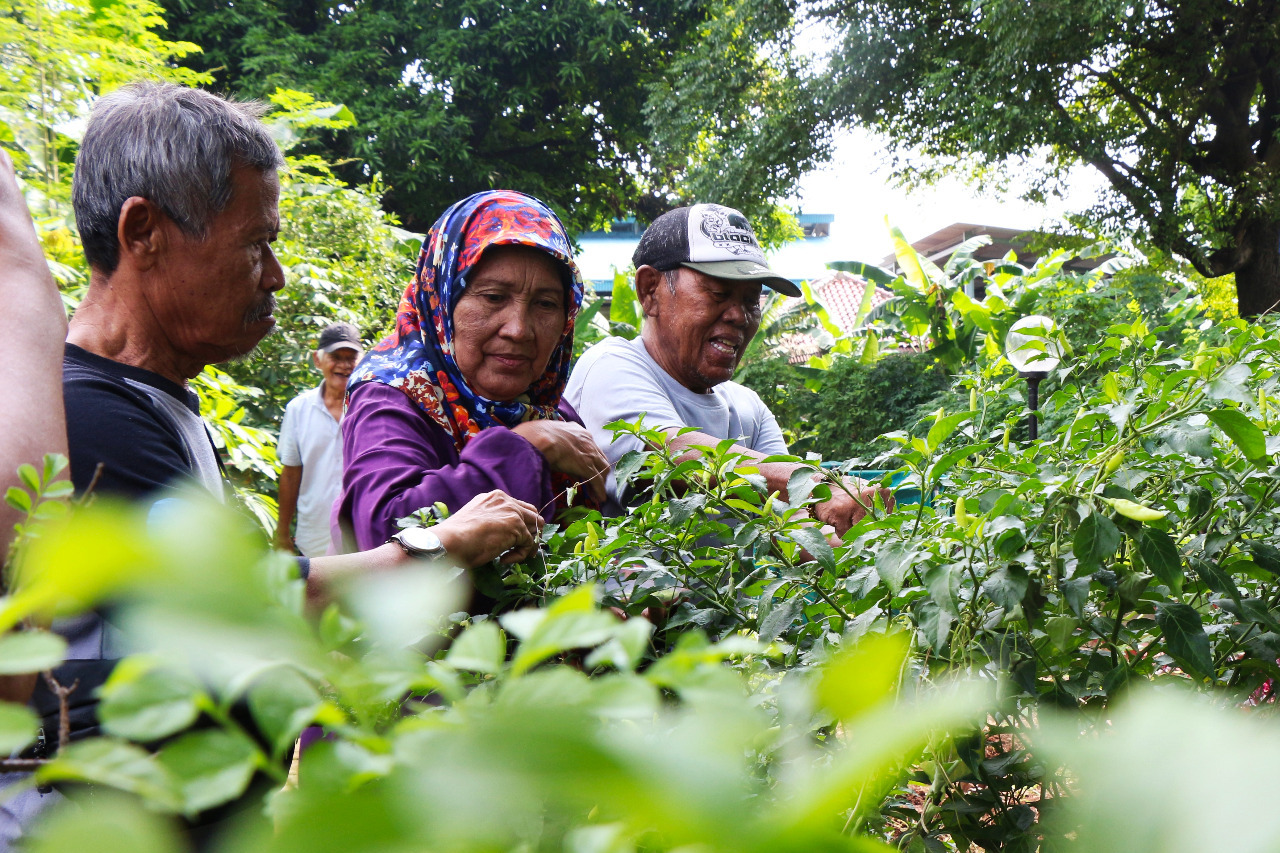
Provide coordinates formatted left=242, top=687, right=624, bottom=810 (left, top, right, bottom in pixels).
left=317, top=322, right=362, bottom=353
left=632, top=203, right=801, bottom=297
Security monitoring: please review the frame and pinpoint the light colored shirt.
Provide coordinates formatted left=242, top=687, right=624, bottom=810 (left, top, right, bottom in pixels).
left=565, top=335, right=788, bottom=502
left=278, top=384, right=344, bottom=556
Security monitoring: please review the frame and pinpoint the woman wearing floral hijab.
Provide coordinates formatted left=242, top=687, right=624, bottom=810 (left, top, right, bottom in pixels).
left=335, top=190, right=609, bottom=553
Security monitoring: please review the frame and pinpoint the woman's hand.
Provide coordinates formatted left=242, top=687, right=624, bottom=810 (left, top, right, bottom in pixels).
left=306, top=492, right=543, bottom=611
left=433, top=490, right=545, bottom=567
left=511, top=421, right=610, bottom=503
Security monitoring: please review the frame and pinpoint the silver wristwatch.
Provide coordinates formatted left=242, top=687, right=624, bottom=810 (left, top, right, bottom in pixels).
left=389, top=527, right=449, bottom=560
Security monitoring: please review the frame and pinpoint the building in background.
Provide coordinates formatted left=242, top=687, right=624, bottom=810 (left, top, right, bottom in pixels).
left=879, top=222, right=1113, bottom=276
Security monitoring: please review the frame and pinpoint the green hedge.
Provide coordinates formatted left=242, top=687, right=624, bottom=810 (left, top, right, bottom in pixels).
left=740, top=352, right=951, bottom=463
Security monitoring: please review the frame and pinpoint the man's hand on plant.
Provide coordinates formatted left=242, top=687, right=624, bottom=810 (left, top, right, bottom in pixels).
left=813, top=480, right=894, bottom=537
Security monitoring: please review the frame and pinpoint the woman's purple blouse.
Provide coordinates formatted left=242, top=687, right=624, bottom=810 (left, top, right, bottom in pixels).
left=334, top=382, right=580, bottom=552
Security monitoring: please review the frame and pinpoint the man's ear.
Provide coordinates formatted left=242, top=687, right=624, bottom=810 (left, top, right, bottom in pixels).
left=312, top=350, right=324, bottom=371
left=635, top=265, right=664, bottom=319
left=117, top=197, right=167, bottom=270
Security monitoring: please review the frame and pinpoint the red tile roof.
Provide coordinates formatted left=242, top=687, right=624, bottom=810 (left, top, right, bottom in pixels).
left=775, top=271, right=897, bottom=362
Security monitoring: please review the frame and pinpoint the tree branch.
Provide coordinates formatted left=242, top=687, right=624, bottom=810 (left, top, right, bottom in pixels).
left=40, top=670, right=78, bottom=752
left=1087, top=66, right=1183, bottom=136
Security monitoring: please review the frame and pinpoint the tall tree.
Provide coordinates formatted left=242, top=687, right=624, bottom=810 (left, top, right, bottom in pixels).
left=824, top=0, right=1280, bottom=317
left=0, top=0, right=206, bottom=215
left=159, top=0, right=830, bottom=236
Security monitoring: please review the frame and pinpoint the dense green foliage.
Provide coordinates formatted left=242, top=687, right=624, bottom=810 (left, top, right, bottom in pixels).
left=822, top=0, right=1277, bottom=317
left=806, top=353, right=951, bottom=462
left=4, top=488, right=991, bottom=852
left=7, top=265, right=1280, bottom=849
left=737, top=352, right=949, bottom=461
left=158, top=0, right=828, bottom=238
left=492, top=269, right=1280, bottom=847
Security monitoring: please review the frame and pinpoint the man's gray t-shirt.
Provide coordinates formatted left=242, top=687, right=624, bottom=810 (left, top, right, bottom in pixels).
left=565, top=335, right=788, bottom=502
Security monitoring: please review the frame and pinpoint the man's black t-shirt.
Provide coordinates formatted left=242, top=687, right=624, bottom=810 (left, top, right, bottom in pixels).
left=62, top=343, right=224, bottom=500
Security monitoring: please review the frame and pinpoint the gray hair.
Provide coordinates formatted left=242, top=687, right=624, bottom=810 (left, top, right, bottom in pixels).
left=663, top=268, right=680, bottom=293
left=73, top=82, right=284, bottom=274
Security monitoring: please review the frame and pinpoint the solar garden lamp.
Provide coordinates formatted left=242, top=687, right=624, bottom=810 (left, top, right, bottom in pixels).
left=1004, top=315, right=1063, bottom=441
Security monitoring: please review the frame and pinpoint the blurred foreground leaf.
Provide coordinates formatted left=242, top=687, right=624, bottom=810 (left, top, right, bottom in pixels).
left=26, top=791, right=183, bottom=853
left=1041, top=688, right=1280, bottom=853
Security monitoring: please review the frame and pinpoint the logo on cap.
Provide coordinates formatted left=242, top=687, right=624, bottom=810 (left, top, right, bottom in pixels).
left=698, top=205, right=761, bottom=257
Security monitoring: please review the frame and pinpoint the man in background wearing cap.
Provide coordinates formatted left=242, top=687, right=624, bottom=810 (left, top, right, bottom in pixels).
left=274, top=322, right=363, bottom=556
left=565, top=203, right=887, bottom=536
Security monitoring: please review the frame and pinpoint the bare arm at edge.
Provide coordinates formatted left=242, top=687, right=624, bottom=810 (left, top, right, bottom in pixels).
left=0, top=151, right=67, bottom=703
left=0, top=150, right=68, bottom=555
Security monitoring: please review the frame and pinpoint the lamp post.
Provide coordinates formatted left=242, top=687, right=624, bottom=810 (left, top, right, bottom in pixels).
left=1004, top=315, right=1063, bottom=441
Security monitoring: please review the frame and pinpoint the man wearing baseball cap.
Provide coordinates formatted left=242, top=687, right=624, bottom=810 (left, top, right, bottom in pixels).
left=274, top=322, right=363, bottom=556
left=565, top=203, right=888, bottom=535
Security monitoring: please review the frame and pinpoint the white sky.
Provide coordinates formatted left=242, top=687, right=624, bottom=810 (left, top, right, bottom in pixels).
left=788, top=127, right=1109, bottom=265
left=574, top=138, right=1108, bottom=284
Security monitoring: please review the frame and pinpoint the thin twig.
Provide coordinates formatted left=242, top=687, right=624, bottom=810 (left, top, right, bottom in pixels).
left=537, top=464, right=611, bottom=518
left=40, top=670, right=77, bottom=752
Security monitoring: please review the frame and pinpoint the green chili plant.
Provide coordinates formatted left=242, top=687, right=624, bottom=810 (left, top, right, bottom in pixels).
left=835, top=314, right=1280, bottom=850
left=498, top=307, right=1280, bottom=850
left=495, top=422, right=902, bottom=667
left=0, top=492, right=990, bottom=852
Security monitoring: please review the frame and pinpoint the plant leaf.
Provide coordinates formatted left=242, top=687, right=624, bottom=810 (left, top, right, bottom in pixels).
left=0, top=630, right=66, bottom=674
left=1206, top=408, right=1269, bottom=464
left=1046, top=615, right=1079, bottom=651
left=1074, top=512, right=1121, bottom=571
left=446, top=620, right=506, bottom=674
left=874, top=542, right=916, bottom=595
left=247, top=668, right=323, bottom=758
left=1137, top=528, right=1183, bottom=593
left=1246, top=542, right=1280, bottom=575
left=4, top=487, right=31, bottom=514
left=98, top=662, right=203, bottom=743
left=0, top=701, right=37, bottom=753
left=508, top=587, right=618, bottom=676
left=981, top=566, right=1030, bottom=612
left=788, top=526, right=836, bottom=573
left=758, top=596, right=806, bottom=643
left=157, top=729, right=261, bottom=815
left=1155, top=603, right=1212, bottom=678
left=815, top=633, right=909, bottom=721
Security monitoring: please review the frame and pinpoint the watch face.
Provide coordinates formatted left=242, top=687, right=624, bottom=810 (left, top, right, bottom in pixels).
left=398, top=527, right=444, bottom=556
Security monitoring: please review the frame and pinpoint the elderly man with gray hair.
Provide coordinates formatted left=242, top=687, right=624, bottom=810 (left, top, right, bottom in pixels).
left=4, top=82, right=543, bottom=844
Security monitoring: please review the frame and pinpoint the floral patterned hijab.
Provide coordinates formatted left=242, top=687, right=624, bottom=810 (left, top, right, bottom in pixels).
left=348, top=190, right=585, bottom=453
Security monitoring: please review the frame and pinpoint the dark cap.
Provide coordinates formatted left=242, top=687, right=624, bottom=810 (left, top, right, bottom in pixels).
left=317, top=322, right=362, bottom=353
left=632, top=203, right=801, bottom=297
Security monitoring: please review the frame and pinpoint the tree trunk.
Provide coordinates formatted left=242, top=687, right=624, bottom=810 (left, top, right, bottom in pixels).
left=1234, top=220, right=1280, bottom=318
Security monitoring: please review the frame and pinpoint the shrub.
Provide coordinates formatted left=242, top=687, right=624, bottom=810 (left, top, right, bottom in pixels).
left=802, top=352, right=951, bottom=463
left=733, top=354, right=819, bottom=451
left=501, top=309, right=1280, bottom=848
left=3, top=488, right=988, bottom=852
